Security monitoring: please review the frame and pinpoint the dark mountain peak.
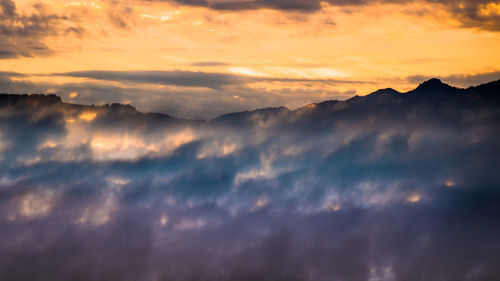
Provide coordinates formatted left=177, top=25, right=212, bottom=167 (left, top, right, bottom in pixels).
left=368, top=88, right=401, bottom=96
left=357, top=88, right=402, bottom=103
left=420, top=77, right=445, bottom=86
left=407, top=78, right=462, bottom=100
left=413, top=78, right=456, bottom=93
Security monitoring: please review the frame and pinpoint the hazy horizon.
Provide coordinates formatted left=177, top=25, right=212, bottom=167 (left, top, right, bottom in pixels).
left=2, top=76, right=497, bottom=119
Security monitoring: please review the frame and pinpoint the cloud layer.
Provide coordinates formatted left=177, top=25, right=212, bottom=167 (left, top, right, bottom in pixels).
left=0, top=79, right=499, bottom=280
left=153, top=0, right=500, bottom=30
left=0, top=0, right=83, bottom=58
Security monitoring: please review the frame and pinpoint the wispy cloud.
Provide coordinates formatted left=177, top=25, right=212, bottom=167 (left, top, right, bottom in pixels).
left=52, top=70, right=364, bottom=88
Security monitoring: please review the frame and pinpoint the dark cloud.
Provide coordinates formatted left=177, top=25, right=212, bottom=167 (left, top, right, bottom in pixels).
left=0, top=49, right=16, bottom=58
left=54, top=70, right=248, bottom=89
left=0, top=71, right=37, bottom=94
left=0, top=71, right=25, bottom=77
left=149, top=0, right=500, bottom=31
left=437, top=0, right=500, bottom=31
left=0, top=0, right=15, bottom=19
left=191, top=61, right=229, bottom=67
left=0, top=78, right=499, bottom=280
left=53, top=70, right=365, bottom=88
left=107, top=4, right=134, bottom=30
left=158, top=0, right=384, bottom=11
left=0, top=0, right=82, bottom=59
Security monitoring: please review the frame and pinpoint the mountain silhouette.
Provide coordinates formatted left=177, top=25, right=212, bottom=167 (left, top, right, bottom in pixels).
left=213, top=78, right=499, bottom=129
left=1, top=78, right=499, bottom=127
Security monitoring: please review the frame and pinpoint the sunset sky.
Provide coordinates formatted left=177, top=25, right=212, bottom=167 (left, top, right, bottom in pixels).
left=2, top=2, right=500, bottom=280
left=1, top=0, right=500, bottom=118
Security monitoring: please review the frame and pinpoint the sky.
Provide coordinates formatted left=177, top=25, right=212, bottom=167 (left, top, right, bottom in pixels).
left=1, top=0, right=500, bottom=118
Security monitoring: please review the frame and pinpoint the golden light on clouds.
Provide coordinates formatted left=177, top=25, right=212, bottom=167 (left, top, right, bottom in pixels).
left=11, top=190, right=58, bottom=220
left=479, top=2, right=500, bottom=16
left=40, top=140, right=59, bottom=149
left=255, top=196, right=270, bottom=208
left=228, top=67, right=266, bottom=77
left=197, top=140, right=239, bottom=159
left=407, top=194, right=422, bottom=203
left=249, top=195, right=270, bottom=211
left=90, top=133, right=158, bottom=160
left=325, top=202, right=342, bottom=212
left=63, top=1, right=102, bottom=9
left=79, top=111, right=97, bottom=121
left=445, top=180, right=456, bottom=187
left=159, top=214, right=169, bottom=226
left=164, top=129, right=197, bottom=152
left=174, top=218, right=207, bottom=230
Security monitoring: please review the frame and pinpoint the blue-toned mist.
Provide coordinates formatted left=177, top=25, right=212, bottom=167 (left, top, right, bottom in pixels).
left=0, top=78, right=499, bottom=281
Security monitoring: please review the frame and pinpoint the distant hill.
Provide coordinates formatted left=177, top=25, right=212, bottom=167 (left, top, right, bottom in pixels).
left=213, top=78, right=500, bottom=128
left=1, top=78, right=499, bottom=128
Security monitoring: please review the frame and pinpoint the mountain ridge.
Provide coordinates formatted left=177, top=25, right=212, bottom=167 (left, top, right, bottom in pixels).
left=1, top=78, right=499, bottom=122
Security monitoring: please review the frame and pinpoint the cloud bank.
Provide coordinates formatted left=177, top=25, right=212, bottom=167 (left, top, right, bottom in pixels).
left=0, top=78, right=499, bottom=280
